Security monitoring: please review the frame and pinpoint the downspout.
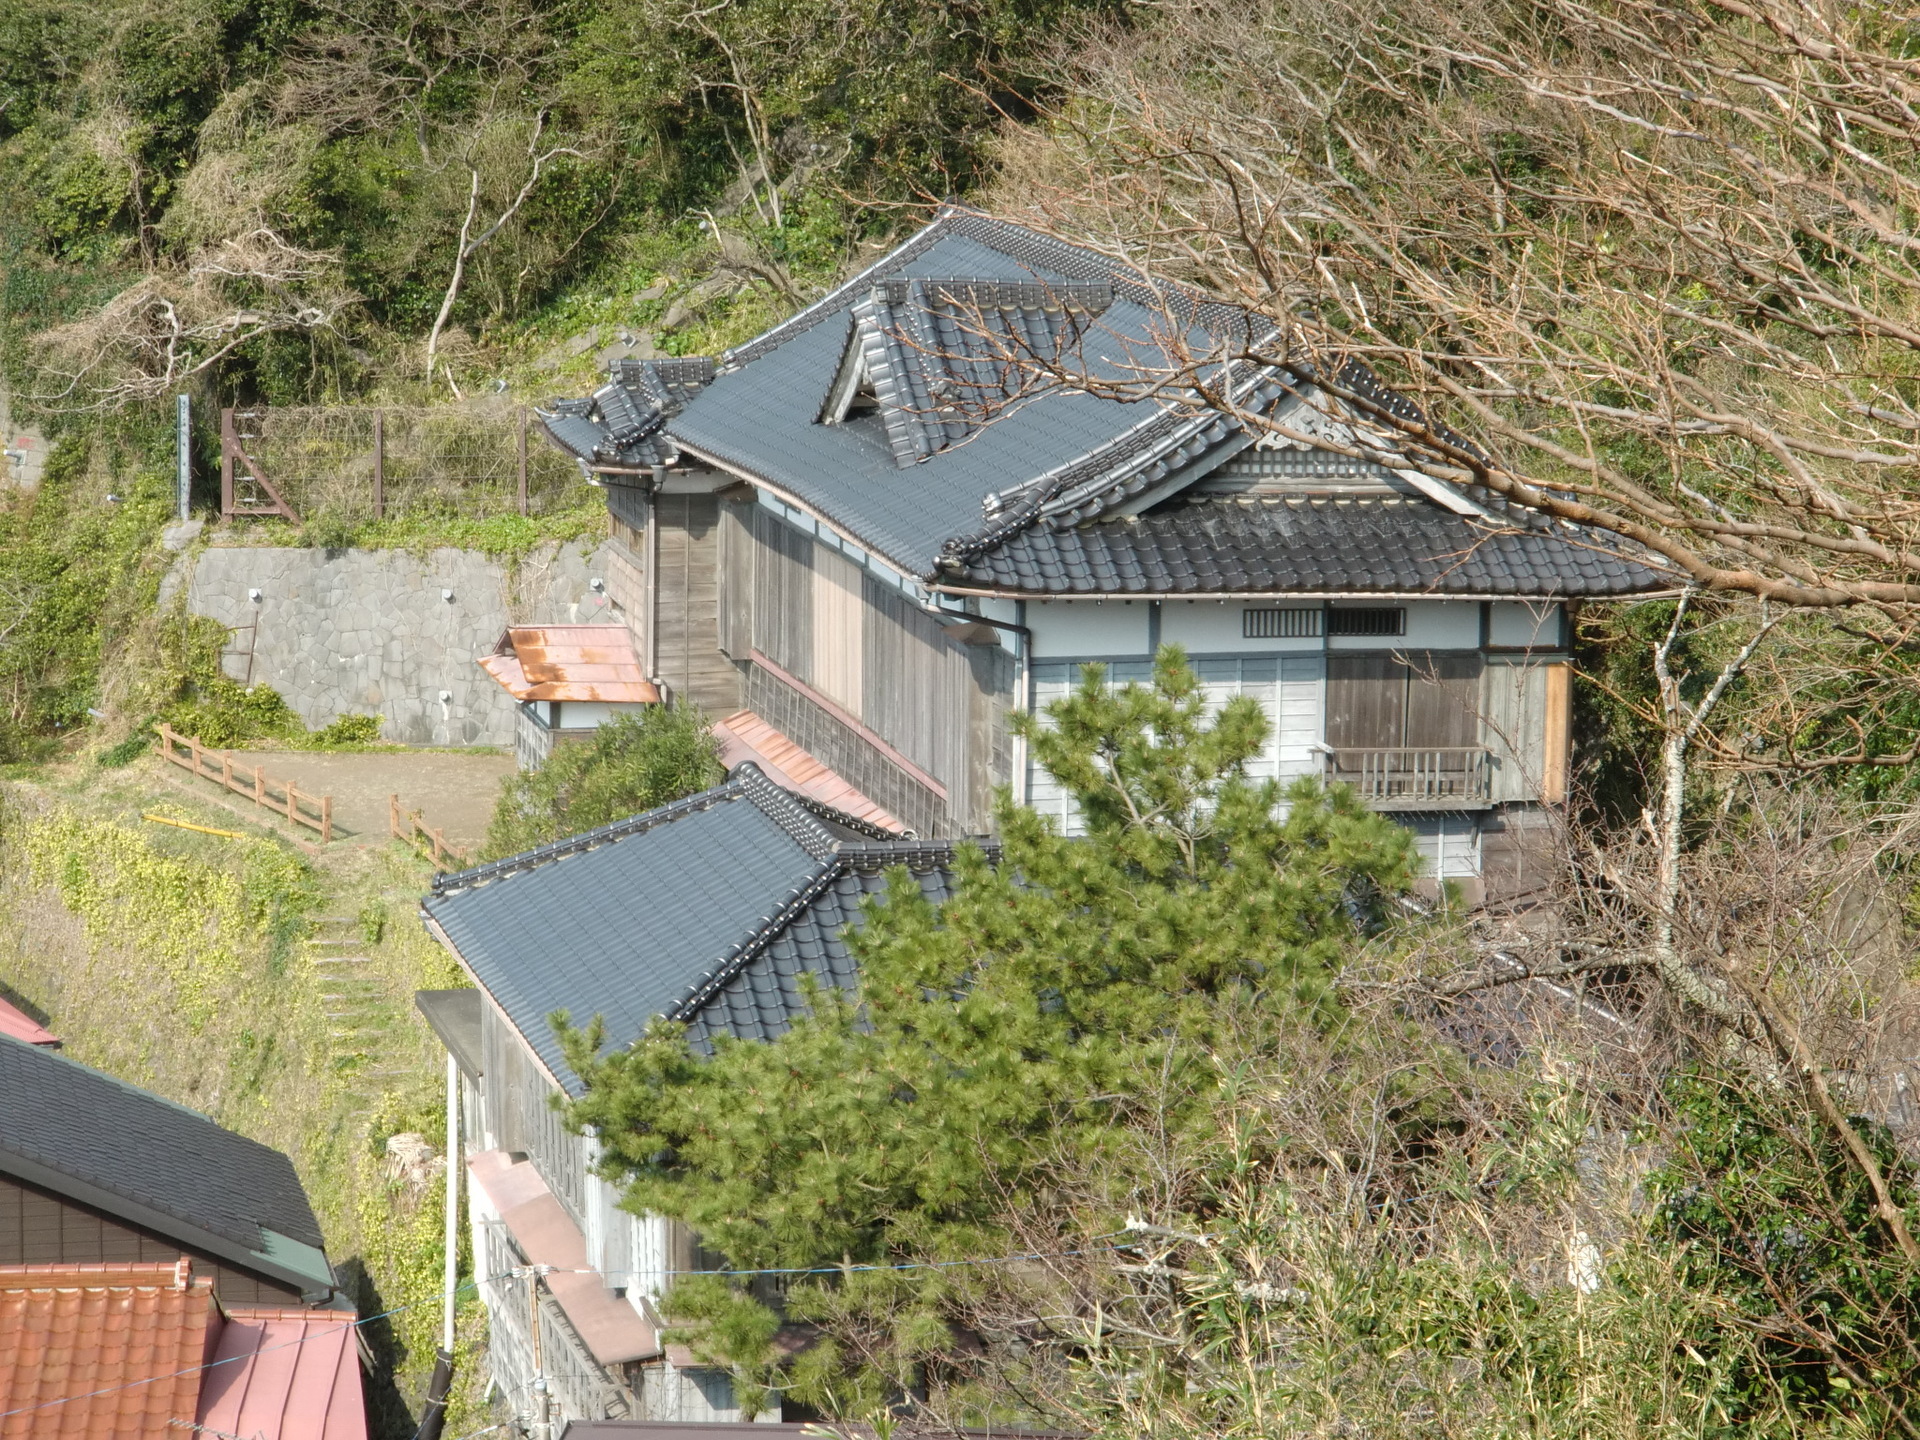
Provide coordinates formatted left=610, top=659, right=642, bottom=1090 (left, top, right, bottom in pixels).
left=646, top=465, right=663, bottom=696
left=412, top=1051, right=460, bottom=1440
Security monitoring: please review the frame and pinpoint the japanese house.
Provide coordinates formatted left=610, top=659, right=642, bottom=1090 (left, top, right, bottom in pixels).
left=539, top=207, right=1664, bottom=902
left=0, top=1035, right=339, bottom=1308
left=418, top=766, right=965, bottom=1425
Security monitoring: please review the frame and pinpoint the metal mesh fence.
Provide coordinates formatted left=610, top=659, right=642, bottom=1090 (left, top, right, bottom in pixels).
left=225, top=405, right=586, bottom=522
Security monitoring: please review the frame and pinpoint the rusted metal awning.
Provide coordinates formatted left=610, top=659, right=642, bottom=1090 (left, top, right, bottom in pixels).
left=711, top=711, right=901, bottom=834
left=477, top=625, right=658, bottom=704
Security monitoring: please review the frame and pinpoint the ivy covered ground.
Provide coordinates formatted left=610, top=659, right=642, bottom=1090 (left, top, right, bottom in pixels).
left=0, top=759, right=500, bottom=1437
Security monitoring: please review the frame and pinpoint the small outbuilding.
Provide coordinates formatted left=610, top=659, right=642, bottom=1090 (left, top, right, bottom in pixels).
left=477, top=624, right=658, bottom=769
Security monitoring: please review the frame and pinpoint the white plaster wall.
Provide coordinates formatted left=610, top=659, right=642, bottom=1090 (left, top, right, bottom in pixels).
left=1161, top=601, right=1324, bottom=656
left=1489, top=600, right=1563, bottom=648
left=1327, top=600, right=1481, bottom=650
left=1026, top=599, right=1154, bottom=658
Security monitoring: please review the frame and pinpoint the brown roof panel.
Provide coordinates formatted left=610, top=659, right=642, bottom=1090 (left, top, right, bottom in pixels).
left=477, top=625, right=659, bottom=704
left=467, top=1150, right=659, bottom=1364
left=197, top=1305, right=368, bottom=1440
left=712, top=712, right=902, bottom=834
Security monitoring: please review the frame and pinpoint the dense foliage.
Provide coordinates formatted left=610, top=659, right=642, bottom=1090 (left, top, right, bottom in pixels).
left=557, top=650, right=1418, bottom=1415
left=482, top=704, right=723, bottom=859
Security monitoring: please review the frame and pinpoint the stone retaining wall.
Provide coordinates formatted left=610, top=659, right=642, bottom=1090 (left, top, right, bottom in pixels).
left=161, top=542, right=631, bottom=746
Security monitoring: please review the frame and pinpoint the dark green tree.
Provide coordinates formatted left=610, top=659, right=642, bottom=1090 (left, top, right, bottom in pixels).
left=482, top=703, right=724, bottom=859
left=557, top=647, right=1416, bottom=1418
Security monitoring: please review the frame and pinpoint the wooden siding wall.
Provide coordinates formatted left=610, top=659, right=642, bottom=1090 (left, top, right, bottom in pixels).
left=730, top=504, right=1014, bottom=833
left=0, top=1176, right=305, bottom=1304
left=653, top=493, right=740, bottom=715
left=482, top=1001, right=586, bottom=1225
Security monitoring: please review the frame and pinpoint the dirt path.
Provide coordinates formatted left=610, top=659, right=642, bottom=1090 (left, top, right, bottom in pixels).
left=214, top=749, right=517, bottom=847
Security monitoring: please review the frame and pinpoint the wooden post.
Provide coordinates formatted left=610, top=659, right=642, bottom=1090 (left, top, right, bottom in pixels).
left=220, top=409, right=235, bottom=519
left=254, top=767, right=264, bottom=808
left=221, top=753, right=232, bottom=792
left=372, top=410, right=385, bottom=521
left=320, top=795, right=332, bottom=845
left=287, top=781, right=298, bottom=825
left=189, top=736, right=202, bottom=779
left=389, top=793, right=400, bottom=840
left=433, top=828, right=446, bottom=870
left=517, top=407, right=529, bottom=516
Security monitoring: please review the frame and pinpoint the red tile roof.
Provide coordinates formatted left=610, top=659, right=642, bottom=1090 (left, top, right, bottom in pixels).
left=467, top=1150, right=658, bottom=1364
left=0, top=995, right=58, bottom=1046
left=712, top=711, right=902, bottom=833
left=0, top=1260, right=211, bottom=1438
left=478, top=625, right=659, bottom=703
left=197, top=1306, right=366, bottom=1440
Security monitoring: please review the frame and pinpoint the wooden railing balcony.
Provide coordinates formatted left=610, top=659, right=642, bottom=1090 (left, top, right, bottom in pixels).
left=1324, top=746, right=1494, bottom=810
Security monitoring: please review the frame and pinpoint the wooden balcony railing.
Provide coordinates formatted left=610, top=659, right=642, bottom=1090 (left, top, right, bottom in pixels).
left=1324, top=746, right=1493, bottom=809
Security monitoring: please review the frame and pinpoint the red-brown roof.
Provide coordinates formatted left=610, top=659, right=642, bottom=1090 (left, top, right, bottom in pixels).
left=0, top=1262, right=368, bottom=1440
left=0, top=1260, right=211, bottom=1438
left=712, top=711, right=902, bottom=833
left=197, top=1306, right=366, bottom=1440
left=0, top=995, right=58, bottom=1046
left=467, top=1150, right=658, bottom=1364
left=477, top=625, right=658, bottom=704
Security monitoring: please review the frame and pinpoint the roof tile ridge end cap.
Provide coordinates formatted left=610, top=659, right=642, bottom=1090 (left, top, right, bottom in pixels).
left=661, top=858, right=850, bottom=1024
left=735, top=763, right=841, bottom=863
left=429, top=778, right=749, bottom=896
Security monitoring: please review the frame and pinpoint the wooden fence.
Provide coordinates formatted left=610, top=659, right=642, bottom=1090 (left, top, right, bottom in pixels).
left=219, top=405, right=569, bottom=524
left=390, top=794, right=467, bottom=872
left=154, top=724, right=333, bottom=842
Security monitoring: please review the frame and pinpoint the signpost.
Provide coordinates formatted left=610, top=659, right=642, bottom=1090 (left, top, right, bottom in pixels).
left=175, top=394, right=191, bottom=521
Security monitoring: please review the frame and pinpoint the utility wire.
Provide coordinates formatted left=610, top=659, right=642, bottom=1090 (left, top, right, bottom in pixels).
left=0, top=1238, right=1133, bottom=1422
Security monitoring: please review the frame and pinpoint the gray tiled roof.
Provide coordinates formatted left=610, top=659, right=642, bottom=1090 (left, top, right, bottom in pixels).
left=539, top=357, right=717, bottom=470
left=423, top=768, right=974, bottom=1090
left=551, top=207, right=1668, bottom=598
left=948, top=494, right=1661, bottom=597
left=0, top=1037, right=329, bottom=1285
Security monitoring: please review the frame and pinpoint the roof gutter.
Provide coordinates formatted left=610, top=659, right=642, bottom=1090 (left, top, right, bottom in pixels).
left=925, top=585, right=1683, bottom=604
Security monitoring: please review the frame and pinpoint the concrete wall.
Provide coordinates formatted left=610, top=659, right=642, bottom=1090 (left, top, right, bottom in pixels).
left=162, top=541, right=622, bottom=746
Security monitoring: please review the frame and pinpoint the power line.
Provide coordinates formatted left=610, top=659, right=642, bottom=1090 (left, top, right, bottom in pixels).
left=0, top=1238, right=1132, bottom=1422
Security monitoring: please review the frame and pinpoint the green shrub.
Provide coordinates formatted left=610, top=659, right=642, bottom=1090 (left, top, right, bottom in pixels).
left=482, top=704, right=723, bottom=860
left=165, top=679, right=303, bottom=749
left=311, top=713, right=383, bottom=748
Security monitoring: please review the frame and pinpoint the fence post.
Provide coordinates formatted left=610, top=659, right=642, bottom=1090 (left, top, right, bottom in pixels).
left=373, top=410, right=385, bottom=521
left=432, top=828, right=446, bottom=870
left=517, top=407, right=529, bottom=517
left=220, top=409, right=235, bottom=519
left=189, top=736, right=202, bottom=779
left=287, top=781, right=298, bottom=826
left=221, top=753, right=232, bottom=792
left=321, top=795, right=332, bottom=845
left=254, top=767, right=265, bottom=808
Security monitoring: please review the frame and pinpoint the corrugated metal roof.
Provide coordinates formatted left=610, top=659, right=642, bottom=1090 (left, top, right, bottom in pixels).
left=712, top=711, right=902, bottom=833
left=197, top=1305, right=368, bottom=1440
left=0, top=994, right=57, bottom=1046
left=477, top=624, right=658, bottom=703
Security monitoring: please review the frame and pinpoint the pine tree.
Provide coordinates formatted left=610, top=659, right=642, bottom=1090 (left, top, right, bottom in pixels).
left=556, top=647, right=1417, bottom=1417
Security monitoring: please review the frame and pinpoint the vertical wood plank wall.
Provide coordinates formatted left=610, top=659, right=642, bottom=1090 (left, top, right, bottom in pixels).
left=0, top=1176, right=304, bottom=1304
left=731, top=504, right=1013, bottom=833
left=652, top=494, right=740, bottom=715
left=482, top=1000, right=586, bottom=1225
